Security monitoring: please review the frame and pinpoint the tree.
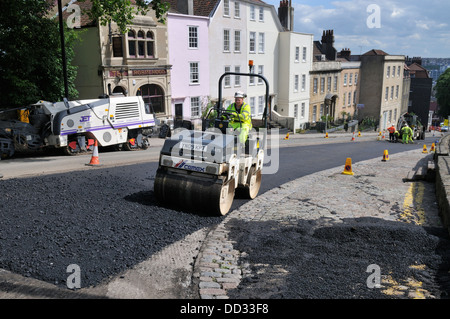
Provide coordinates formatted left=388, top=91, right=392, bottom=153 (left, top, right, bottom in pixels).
left=436, top=68, right=450, bottom=118
left=78, top=0, right=171, bottom=34
left=0, top=0, right=80, bottom=109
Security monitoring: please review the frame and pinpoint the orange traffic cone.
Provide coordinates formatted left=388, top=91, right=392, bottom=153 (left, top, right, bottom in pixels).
left=382, top=150, right=389, bottom=162
left=342, top=158, right=354, bottom=175
left=284, top=132, right=290, bottom=140
left=351, top=132, right=355, bottom=141
left=430, top=143, right=435, bottom=152
left=358, top=131, right=361, bottom=137
left=86, top=140, right=101, bottom=166
left=422, top=144, right=428, bottom=154
left=325, top=132, right=329, bottom=138
left=382, top=131, right=385, bottom=139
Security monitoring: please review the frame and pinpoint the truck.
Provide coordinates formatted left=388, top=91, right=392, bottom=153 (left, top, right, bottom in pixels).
left=0, top=95, right=167, bottom=159
left=397, top=112, right=425, bottom=141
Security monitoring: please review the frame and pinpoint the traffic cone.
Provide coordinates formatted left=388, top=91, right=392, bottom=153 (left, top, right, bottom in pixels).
left=325, top=132, right=329, bottom=138
left=430, top=143, right=435, bottom=152
left=351, top=132, right=355, bottom=141
left=382, top=131, right=385, bottom=139
left=284, top=132, right=289, bottom=140
left=342, top=158, right=354, bottom=175
left=358, top=131, right=361, bottom=137
left=377, top=132, right=381, bottom=141
left=422, top=144, right=428, bottom=154
left=382, top=150, right=389, bottom=162
left=86, top=140, right=101, bottom=166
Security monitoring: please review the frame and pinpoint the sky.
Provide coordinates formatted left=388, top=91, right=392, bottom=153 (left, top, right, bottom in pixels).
left=263, top=0, right=450, bottom=58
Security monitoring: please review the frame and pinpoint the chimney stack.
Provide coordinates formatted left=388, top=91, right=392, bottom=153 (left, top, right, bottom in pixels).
left=278, top=0, right=294, bottom=31
left=177, top=0, right=194, bottom=15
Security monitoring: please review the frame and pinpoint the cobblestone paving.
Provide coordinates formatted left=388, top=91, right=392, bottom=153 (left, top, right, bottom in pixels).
left=194, top=149, right=441, bottom=299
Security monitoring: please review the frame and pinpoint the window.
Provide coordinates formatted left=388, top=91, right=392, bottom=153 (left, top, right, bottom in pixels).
left=313, top=78, right=318, bottom=94
left=128, top=30, right=136, bottom=57
left=146, top=31, right=154, bottom=58
left=249, top=67, right=255, bottom=85
left=353, top=91, right=357, bottom=105
left=295, top=47, right=299, bottom=62
left=224, top=66, right=231, bottom=87
left=128, top=30, right=155, bottom=58
left=349, top=73, right=353, bottom=86
left=327, top=76, right=331, bottom=92
left=394, top=109, right=397, bottom=121
left=258, top=65, right=263, bottom=84
left=112, top=37, right=123, bottom=57
left=355, top=73, right=358, bottom=85
left=301, top=103, right=305, bottom=118
left=249, top=32, right=256, bottom=53
left=343, top=94, right=345, bottom=107
left=387, top=66, right=390, bottom=78
left=294, top=104, right=298, bottom=118
left=250, top=97, right=256, bottom=114
left=348, top=92, right=351, bottom=106
left=344, top=74, right=348, bottom=86
left=235, top=66, right=240, bottom=86
left=320, top=104, right=324, bottom=118
left=258, top=33, right=265, bottom=53
left=334, top=76, right=338, bottom=91
left=137, top=30, right=145, bottom=57
left=234, top=1, right=240, bottom=18
left=320, top=77, right=325, bottom=93
left=189, top=26, right=198, bottom=48
left=258, top=96, right=264, bottom=114
left=302, top=47, right=307, bottom=62
left=389, top=110, right=392, bottom=122
left=385, top=87, right=389, bottom=100
left=259, top=6, right=264, bottom=21
left=294, top=75, right=299, bottom=92
left=397, top=66, right=401, bottom=77
left=234, top=30, right=241, bottom=52
left=302, top=74, right=306, bottom=91
left=250, top=5, right=255, bottom=20
left=313, top=105, right=317, bottom=122
left=190, top=62, right=199, bottom=84
left=223, top=0, right=230, bottom=16
left=391, top=86, right=394, bottom=99
left=396, top=85, right=399, bottom=98
left=223, top=29, right=230, bottom=51
left=191, top=97, right=200, bottom=117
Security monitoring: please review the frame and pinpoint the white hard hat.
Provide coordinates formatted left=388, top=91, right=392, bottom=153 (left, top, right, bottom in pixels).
left=234, top=91, right=246, bottom=98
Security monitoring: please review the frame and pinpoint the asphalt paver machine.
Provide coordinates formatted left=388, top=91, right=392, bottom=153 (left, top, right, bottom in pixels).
left=154, top=67, right=269, bottom=216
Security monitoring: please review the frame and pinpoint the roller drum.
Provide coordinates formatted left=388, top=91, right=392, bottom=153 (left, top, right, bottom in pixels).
left=154, top=168, right=235, bottom=216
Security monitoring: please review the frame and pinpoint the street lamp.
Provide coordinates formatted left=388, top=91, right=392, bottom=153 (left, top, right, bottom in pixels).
left=57, top=0, right=69, bottom=99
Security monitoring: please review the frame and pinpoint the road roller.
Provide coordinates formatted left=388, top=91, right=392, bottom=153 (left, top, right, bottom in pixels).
left=154, top=70, right=269, bottom=216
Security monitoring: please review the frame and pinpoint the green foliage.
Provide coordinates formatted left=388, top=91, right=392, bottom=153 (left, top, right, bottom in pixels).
left=0, top=0, right=80, bottom=108
left=79, top=0, right=171, bottom=34
left=436, top=68, right=450, bottom=117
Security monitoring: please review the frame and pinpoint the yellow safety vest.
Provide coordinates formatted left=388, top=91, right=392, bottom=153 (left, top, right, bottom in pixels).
left=226, top=102, right=252, bottom=129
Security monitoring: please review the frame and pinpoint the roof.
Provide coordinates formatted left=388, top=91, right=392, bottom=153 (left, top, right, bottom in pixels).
left=166, top=0, right=219, bottom=16
left=408, top=62, right=431, bottom=79
left=166, top=0, right=268, bottom=17
left=362, top=49, right=389, bottom=56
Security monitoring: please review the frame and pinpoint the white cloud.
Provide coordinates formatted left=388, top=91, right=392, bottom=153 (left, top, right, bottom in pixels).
left=264, top=0, right=450, bottom=57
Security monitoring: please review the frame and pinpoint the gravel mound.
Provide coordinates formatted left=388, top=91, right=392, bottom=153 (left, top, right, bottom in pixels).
left=0, top=163, right=222, bottom=288
left=227, top=217, right=450, bottom=299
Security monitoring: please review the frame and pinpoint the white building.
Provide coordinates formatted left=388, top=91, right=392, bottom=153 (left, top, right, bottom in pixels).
left=277, top=31, right=313, bottom=130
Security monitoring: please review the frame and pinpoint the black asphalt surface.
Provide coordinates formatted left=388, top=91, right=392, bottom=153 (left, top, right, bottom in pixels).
left=0, top=135, right=449, bottom=296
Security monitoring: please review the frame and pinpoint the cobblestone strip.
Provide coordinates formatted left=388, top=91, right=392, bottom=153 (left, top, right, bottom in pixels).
left=194, top=149, right=430, bottom=299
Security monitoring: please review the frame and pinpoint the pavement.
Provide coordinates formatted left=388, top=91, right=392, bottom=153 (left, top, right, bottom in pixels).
left=0, top=129, right=448, bottom=299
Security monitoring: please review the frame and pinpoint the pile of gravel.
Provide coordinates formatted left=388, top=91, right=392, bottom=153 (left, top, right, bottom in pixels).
left=0, top=163, right=222, bottom=288
left=227, top=217, right=450, bottom=299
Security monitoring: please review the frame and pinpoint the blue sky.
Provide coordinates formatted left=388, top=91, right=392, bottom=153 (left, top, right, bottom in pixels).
left=263, top=0, right=450, bottom=58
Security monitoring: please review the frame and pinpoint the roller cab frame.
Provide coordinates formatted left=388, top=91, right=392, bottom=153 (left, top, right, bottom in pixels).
left=154, top=68, right=269, bottom=216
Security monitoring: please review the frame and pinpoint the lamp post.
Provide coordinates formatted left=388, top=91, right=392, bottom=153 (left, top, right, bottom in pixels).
left=57, top=0, right=69, bottom=99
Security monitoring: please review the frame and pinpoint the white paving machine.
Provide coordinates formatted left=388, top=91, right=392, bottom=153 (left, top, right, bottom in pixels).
left=154, top=70, right=269, bottom=216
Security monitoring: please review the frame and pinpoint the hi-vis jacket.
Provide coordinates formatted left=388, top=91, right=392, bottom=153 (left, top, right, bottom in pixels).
left=226, top=102, right=252, bottom=143
left=226, top=102, right=252, bottom=129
